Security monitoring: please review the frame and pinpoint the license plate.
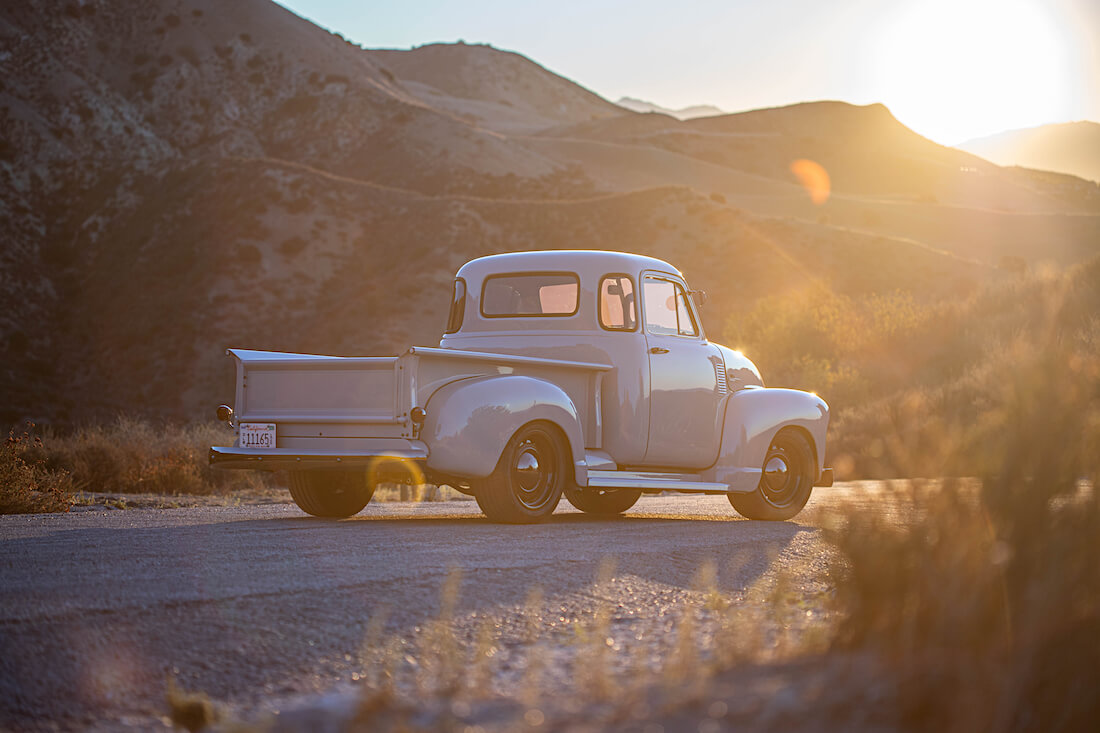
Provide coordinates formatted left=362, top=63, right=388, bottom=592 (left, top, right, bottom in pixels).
left=239, top=423, right=276, bottom=449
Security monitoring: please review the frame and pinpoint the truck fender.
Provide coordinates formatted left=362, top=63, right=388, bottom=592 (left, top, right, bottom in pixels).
left=714, top=388, right=829, bottom=491
left=422, top=375, right=587, bottom=482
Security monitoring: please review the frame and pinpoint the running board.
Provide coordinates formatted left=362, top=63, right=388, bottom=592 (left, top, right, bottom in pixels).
left=586, top=470, right=741, bottom=494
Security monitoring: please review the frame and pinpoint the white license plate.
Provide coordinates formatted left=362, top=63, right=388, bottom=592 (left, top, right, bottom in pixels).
left=239, top=423, right=276, bottom=449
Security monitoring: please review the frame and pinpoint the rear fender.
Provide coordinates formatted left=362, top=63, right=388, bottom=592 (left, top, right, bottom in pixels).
left=422, top=375, right=586, bottom=482
left=714, top=388, right=829, bottom=491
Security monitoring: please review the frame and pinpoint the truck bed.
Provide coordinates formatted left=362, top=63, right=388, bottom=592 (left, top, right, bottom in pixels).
left=210, top=347, right=611, bottom=471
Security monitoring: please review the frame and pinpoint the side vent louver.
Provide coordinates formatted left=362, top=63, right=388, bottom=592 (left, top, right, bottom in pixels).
left=715, top=362, right=728, bottom=394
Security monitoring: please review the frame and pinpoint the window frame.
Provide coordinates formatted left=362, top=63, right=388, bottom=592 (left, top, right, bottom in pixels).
left=597, top=273, right=638, bottom=332
left=642, top=274, right=702, bottom=338
left=479, top=270, right=581, bottom=319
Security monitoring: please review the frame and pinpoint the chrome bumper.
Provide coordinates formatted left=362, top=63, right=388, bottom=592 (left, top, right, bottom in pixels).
left=209, top=442, right=428, bottom=471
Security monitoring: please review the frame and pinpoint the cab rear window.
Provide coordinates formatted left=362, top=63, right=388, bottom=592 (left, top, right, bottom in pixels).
left=481, top=272, right=579, bottom=317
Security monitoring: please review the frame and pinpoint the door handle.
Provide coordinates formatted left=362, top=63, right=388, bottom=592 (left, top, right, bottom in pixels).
left=649, top=347, right=670, bottom=354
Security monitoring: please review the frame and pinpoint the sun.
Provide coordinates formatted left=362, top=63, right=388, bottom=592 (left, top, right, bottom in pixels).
left=869, top=0, right=1072, bottom=144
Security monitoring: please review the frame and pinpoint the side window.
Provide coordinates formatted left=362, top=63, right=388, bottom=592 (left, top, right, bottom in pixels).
left=643, top=277, right=698, bottom=337
left=444, top=278, right=466, bottom=334
left=599, top=275, right=636, bottom=331
left=643, top=279, right=679, bottom=335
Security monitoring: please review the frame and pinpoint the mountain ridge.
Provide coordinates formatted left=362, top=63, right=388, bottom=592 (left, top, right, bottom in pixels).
left=616, top=96, right=726, bottom=120
left=957, top=121, right=1100, bottom=183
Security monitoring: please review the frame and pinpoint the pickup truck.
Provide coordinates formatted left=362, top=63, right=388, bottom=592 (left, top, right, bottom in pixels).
left=210, top=250, right=832, bottom=523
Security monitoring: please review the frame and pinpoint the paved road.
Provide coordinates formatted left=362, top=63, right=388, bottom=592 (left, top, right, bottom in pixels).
left=0, top=487, right=883, bottom=730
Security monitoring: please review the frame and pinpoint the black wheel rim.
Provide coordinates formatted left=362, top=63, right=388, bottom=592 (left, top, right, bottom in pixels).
left=510, top=429, right=559, bottom=511
left=760, top=445, right=802, bottom=508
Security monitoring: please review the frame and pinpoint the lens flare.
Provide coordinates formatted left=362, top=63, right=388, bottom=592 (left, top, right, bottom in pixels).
left=790, top=159, right=830, bottom=205
left=368, top=455, right=426, bottom=490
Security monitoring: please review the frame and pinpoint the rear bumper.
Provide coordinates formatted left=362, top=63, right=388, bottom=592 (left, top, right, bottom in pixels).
left=210, top=441, right=428, bottom=471
left=815, top=468, right=834, bottom=487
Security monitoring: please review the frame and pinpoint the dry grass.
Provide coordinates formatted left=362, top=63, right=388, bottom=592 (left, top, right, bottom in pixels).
left=0, top=425, right=74, bottom=514
left=4, top=417, right=471, bottom=511
left=819, top=329, right=1099, bottom=730
left=165, top=676, right=219, bottom=733
left=28, top=417, right=275, bottom=497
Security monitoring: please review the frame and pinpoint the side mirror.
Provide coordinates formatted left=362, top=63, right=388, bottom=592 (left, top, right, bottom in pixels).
left=690, top=289, right=708, bottom=306
left=606, top=283, right=624, bottom=297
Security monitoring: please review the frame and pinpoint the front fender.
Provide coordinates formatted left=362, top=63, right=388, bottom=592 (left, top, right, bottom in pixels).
left=422, top=375, right=586, bottom=482
left=714, top=388, right=829, bottom=491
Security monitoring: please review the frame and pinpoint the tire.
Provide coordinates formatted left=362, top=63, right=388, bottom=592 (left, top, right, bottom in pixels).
left=288, top=470, right=374, bottom=518
left=474, top=422, right=566, bottom=524
left=564, top=486, right=641, bottom=516
left=728, top=429, right=814, bottom=521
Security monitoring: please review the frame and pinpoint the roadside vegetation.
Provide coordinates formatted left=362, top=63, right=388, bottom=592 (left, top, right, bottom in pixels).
left=0, top=419, right=274, bottom=513
left=727, top=254, right=1100, bottom=479
left=0, top=419, right=464, bottom=513
left=0, top=426, right=74, bottom=514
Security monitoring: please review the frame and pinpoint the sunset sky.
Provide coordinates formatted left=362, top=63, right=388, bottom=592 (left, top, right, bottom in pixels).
left=275, top=0, right=1099, bottom=145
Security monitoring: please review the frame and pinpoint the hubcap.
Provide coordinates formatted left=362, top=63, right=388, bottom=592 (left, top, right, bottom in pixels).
left=510, top=433, right=559, bottom=511
left=763, top=455, right=790, bottom=492
left=515, top=449, right=541, bottom=491
left=760, top=446, right=802, bottom=507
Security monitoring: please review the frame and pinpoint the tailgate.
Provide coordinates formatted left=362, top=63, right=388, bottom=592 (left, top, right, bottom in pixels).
left=231, top=349, right=400, bottom=425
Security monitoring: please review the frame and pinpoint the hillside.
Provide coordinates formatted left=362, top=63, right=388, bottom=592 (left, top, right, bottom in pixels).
left=2, top=0, right=1098, bottom=426
left=538, top=101, right=1100, bottom=265
left=368, top=43, right=624, bottom=134
left=958, top=121, right=1100, bottom=183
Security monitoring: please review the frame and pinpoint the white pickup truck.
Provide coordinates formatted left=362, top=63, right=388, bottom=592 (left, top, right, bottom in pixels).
left=211, top=250, right=832, bottom=522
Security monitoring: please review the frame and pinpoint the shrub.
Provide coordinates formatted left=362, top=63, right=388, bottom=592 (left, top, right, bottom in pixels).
left=41, top=418, right=275, bottom=496
left=824, top=334, right=1099, bottom=730
left=0, top=426, right=73, bottom=514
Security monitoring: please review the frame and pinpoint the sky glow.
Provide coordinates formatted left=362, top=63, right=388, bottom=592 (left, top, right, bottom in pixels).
left=274, top=0, right=1099, bottom=144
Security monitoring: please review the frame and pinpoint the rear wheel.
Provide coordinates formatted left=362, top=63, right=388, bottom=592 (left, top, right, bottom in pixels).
left=728, top=429, right=814, bottom=521
left=564, top=487, right=641, bottom=516
left=474, top=423, right=566, bottom=524
left=288, top=471, right=374, bottom=518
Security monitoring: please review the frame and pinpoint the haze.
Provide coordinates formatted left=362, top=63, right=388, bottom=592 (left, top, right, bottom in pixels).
left=276, top=0, right=1099, bottom=145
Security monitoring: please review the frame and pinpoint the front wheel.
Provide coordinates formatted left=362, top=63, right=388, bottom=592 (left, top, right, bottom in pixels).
left=288, top=471, right=374, bottom=518
left=474, top=423, right=566, bottom=524
left=728, top=429, right=814, bottom=521
left=564, top=487, right=641, bottom=516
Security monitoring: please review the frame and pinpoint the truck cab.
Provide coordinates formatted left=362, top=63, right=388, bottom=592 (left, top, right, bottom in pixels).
left=211, top=250, right=831, bottom=523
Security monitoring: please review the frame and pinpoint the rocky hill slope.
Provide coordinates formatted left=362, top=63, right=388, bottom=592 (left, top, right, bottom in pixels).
left=368, top=42, right=624, bottom=134
left=2, top=0, right=1098, bottom=424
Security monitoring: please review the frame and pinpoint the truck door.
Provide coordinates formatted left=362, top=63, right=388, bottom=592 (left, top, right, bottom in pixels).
left=640, top=274, right=723, bottom=468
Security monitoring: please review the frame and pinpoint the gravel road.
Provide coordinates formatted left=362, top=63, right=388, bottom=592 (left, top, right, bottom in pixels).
left=0, top=485, right=889, bottom=731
